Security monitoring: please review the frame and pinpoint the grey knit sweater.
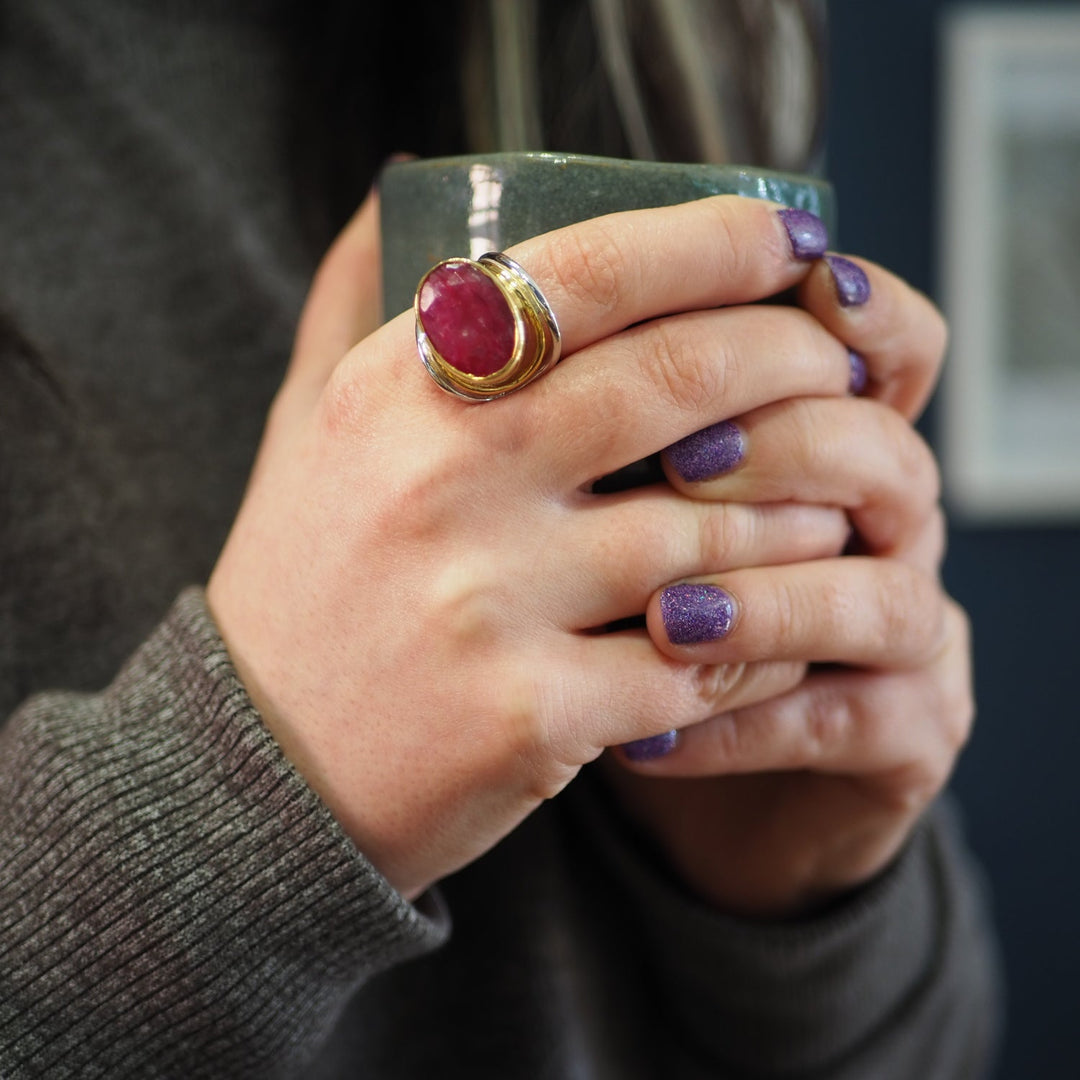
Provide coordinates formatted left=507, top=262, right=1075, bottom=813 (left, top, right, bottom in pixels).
left=0, top=2, right=1000, bottom=1077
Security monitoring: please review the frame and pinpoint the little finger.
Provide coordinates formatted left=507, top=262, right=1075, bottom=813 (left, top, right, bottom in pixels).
left=617, top=598, right=973, bottom=781
left=886, top=504, right=947, bottom=578
left=559, top=631, right=808, bottom=755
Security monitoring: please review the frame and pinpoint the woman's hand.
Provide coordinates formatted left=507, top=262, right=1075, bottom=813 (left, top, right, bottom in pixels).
left=604, top=256, right=972, bottom=919
left=206, top=191, right=861, bottom=900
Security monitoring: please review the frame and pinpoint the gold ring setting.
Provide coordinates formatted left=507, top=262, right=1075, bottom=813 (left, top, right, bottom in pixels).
left=414, top=252, right=562, bottom=401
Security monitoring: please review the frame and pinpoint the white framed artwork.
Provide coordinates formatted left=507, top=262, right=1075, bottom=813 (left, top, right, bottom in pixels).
left=940, top=6, right=1080, bottom=520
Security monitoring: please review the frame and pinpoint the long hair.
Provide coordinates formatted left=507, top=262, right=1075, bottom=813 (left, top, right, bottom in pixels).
left=466, top=0, right=825, bottom=169
left=289, top=0, right=825, bottom=249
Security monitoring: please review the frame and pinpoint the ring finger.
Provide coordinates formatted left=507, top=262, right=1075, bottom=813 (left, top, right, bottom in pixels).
left=617, top=598, right=972, bottom=779
left=559, top=492, right=849, bottom=628
left=557, top=630, right=809, bottom=754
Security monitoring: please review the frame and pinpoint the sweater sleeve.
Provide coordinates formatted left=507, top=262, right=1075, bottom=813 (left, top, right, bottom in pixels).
left=0, top=588, right=448, bottom=1080
left=571, top=775, right=1002, bottom=1079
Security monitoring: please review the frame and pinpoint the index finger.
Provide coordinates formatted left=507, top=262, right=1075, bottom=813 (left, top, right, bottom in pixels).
left=506, top=197, right=827, bottom=355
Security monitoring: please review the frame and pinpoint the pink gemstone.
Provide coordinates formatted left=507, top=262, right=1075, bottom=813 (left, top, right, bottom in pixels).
left=418, top=262, right=516, bottom=376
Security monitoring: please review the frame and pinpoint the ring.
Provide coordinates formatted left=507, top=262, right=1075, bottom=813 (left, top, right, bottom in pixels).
left=414, top=252, right=562, bottom=401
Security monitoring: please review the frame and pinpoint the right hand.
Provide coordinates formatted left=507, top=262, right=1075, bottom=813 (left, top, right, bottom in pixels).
left=209, top=191, right=886, bottom=900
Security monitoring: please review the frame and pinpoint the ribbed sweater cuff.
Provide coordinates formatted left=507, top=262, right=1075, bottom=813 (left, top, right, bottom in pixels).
left=0, top=587, right=448, bottom=1079
left=575, top=775, right=958, bottom=1075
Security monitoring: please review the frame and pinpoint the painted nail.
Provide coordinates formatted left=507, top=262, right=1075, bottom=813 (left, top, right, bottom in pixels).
left=666, top=420, right=744, bottom=482
left=778, top=209, right=829, bottom=260
left=826, top=255, right=871, bottom=307
left=621, top=729, right=678, bottom=762
left=848, top=350, right=868, bottom=395
left=660, top=583, right=736, bottom=645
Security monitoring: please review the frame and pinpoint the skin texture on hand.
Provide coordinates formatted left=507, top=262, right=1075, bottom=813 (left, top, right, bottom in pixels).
left=609, top=251, right=967, bottom=919
left=208, top=190, right=969, bottom=916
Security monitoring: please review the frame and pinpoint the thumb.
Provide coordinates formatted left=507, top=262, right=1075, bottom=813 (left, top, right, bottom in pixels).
left=288, top=184, right=383, bottom=393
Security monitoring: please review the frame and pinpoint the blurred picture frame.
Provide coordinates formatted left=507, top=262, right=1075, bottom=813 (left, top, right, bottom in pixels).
left=940, top=7, right=1080, bottom=521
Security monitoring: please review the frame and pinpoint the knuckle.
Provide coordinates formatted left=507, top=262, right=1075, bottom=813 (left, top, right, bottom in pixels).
left=483, top=392, right=546, bottom=458
left=544, top=222, right=627, bottom=315
left=318, top=362, right=368, bottom=437
left=885, top=288, right=949, bottom=396
left=945, top=596, right=973, bottom=652
left=705, top=198, right=772, bottom=288
left=802, top=688, right=855, bottom=762
left=639, top=317, right=726, bottom=415
left=432, top=557, right=511, bottom=649
left=772, top=576, right=810, bottom=651
left=922, top=505, right=949, bottom=570
left=919, top=573, right=951, bottom=656
left=940, top=601, right=976, bottom=752
left=708, top=711, right=748, bottom=767
left=370, top=454, right=462, bottom=546
left=891, top=417, right=943, bottom=506
left=791, top=309, right=845, bottom=386
left=495, top=668, right=580, bottom=801
left=871, top=685, right=956, bottom=809
left=788, top=395, right=835, bottom=476
left=742, top=306, right=835, bottom=394
left=923, top=294, right=950, bottom=371
left=696, top=504, right=745, bottom=566
left=870, top=563, right=940, bottom=658
left=944, top=684, right=976, bottom=755
left=690, top=661, right=750, bottom=709
left=497, top=678, right=547, bottom=755
left=877, top=762, right=943, bottom=817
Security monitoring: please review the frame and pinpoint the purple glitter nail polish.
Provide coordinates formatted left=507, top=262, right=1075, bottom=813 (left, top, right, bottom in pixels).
left=621, top=729, right=678, bottom=762
left=778, top=208, right=829, bottom=260
left=666, top=420, right=744, bottom=482
left=826, top=255, right=871, bottom=307
left=848, top=350, right=868, bottom=395
left=660, top=583, right=735, bottom=645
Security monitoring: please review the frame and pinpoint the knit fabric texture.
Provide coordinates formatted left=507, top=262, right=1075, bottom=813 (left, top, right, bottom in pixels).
left=0, top=2, right=1001, bottom=1076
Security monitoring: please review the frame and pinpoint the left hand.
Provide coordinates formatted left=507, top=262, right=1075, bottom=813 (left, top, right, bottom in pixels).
left=602, top=254, right=973, bottom=919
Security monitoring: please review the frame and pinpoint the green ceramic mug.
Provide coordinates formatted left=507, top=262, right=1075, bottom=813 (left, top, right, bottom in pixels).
left=378, top=151, right=834, bottom=320
left=380, top=152, right=833, bottom=485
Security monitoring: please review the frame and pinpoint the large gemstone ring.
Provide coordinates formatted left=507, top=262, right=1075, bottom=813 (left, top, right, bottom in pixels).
left=414, top=252, right=562, bottom=402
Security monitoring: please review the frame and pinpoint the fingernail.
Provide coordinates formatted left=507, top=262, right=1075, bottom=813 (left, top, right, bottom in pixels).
left=660, top=583, right=736, bottom=645
left=779, top=208, right=829, bottom=260
left=848, top=350, right=868, bottom=395
left=826, top=255, right=871, bottom=307
left=621, top=729, right=678, bottom=761
left=666, top=420, right=744, bottom=482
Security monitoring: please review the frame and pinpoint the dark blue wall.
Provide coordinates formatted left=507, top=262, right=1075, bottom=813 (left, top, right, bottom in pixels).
left=827, top=2, right=1080, bottom=1077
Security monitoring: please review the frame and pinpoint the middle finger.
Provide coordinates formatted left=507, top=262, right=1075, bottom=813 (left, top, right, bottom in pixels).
left=530, top=304, right=851, bottom=489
